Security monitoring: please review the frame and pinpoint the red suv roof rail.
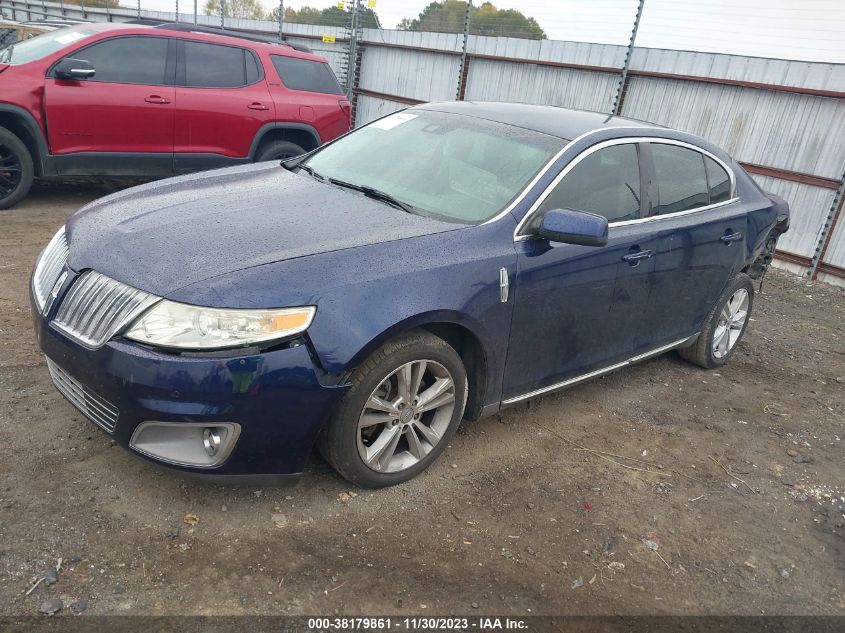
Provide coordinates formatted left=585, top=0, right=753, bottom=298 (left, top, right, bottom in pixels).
left=151, top=22, right=313, bottom=54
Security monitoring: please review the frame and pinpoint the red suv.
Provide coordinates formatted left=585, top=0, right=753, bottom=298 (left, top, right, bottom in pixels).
left=0, top=22, right=351, bottom=208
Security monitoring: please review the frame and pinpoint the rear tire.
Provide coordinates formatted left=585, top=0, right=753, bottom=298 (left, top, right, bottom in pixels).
left=678, top=273, right=754, bottom=369
left=255, top=140, right=306, bottom=162
left=0, top=126, right=34, bottom=210
left=318, top=331, right=468, bottom=488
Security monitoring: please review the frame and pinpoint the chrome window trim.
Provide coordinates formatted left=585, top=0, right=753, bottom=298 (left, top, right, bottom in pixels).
left=501, top=335, right=695, bottom=406
left=607, top=196, right=740, bottom=227
left=480, top=126, right=614, bottom=226
left=512, top=136, right=738, bottom=241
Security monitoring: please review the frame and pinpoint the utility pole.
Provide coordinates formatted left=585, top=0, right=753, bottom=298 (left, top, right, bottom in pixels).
left=612, top=0, right=645, bottom=116
left=175, top=0, right=179, bottom=22
left=220, top=0, right=225, bottom=29
left=193, top=0, right=197, bottom=24
left=278, top=0, right=284, bottom=42
left=456, top=0, right=472, bottom=100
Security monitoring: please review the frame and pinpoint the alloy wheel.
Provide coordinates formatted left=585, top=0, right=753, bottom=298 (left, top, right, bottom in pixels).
left=712, top=288, right=749, bottom=359
left=357, top=359, right=456, bottom=473
left=0, top=143, right=23, bottom=201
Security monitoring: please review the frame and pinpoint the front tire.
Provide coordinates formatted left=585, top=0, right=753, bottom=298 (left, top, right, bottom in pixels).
left=678, top=273, right=754, bottom=369
left=318, top=331, right=468, bottom=488
left=0, top=126, right=34, bottom=210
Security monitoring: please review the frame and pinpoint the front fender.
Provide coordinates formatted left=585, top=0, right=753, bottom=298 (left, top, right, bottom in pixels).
left=166, top=220, right=519, bottom=408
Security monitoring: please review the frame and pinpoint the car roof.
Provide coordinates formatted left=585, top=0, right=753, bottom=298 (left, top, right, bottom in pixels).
left=69, top=22, right=325, bottom=62
left=416, top=101, right=663, bottom=141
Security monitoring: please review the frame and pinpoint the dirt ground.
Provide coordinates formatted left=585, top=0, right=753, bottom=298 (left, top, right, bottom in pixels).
left=1, top=182, right=843, bottom=617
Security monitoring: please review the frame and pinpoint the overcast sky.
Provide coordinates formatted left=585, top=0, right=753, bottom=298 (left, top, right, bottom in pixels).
left=152, top=0, right=845, bottom=63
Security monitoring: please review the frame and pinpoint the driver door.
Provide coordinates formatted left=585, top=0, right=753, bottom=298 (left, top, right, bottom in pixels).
left=502, top=141, right=658, bottom=401
left=44, top=35, right=176, bottom=174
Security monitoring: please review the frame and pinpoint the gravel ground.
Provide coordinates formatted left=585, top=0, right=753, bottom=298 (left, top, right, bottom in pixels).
left=1, top=182, right=843, bottom=617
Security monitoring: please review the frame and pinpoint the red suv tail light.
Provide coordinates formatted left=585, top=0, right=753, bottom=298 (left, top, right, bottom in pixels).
left=339, top=99, right=351, bottom=120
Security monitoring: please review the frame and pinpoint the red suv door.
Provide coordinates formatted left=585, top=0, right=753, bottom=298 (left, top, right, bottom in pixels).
left=173, top=39, right=274, bottom=172
left=43, top=35, right=176, bottom=175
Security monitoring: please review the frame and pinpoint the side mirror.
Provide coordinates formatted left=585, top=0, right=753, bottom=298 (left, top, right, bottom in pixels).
left=534, top=208, right=609, bottom=247
left=54, top=58, right=95, bottom=81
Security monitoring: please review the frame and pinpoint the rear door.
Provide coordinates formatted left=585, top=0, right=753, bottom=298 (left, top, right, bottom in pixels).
left=173, top=39, right=274, bottom=172
left=643, top=142, right=745, bottom=342
left=44, top=35, right=175, bottom=175
left=267, top=54, right=350, bottom=143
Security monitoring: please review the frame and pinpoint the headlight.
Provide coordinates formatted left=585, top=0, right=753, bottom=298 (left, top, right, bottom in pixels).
left=124, top=300, right=315, bottom=350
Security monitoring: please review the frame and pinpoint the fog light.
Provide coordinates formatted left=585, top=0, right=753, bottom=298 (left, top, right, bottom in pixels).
left=129, top=422, right=241, bottom=468
left=203, top=427, right=222, bottom=457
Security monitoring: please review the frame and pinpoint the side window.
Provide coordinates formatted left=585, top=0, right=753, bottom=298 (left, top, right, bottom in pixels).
left=271, top=55, right=344, bottom=95
left=72, top=37, right=168, bottom=85
left=183, top=41, right=247, bottom=88
left=538, top=144, right=641, bottom=223
left=245, top=51, right=262, bottom=84
left=704, top=155, right=731, bottom=204
left=651, top=144, right=709, bottom=215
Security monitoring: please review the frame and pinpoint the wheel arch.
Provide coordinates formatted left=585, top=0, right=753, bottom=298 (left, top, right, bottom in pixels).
left=343, top=311, right=492, bottom=421
left=0, top=105, right=50, bottom=177
left=249, top=122, right=322, bottom=159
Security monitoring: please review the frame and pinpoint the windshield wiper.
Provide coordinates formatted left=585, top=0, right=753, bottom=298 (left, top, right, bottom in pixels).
left=328, top=178, right=415, bottom=214
left=294, top=163, right=327, bottom=183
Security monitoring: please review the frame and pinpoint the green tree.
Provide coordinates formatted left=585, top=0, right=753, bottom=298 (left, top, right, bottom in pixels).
left=269, top=5, right=381, bottom=29
left=204, top=0, right=265, bottom=20
left=399, top=1, right=545, bottom=39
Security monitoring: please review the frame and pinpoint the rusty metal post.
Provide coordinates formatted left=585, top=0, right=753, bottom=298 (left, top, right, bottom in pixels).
left=809, top=174, right=845, bottom=280
left=612, top=0, right=645, bottom=115
left=456, top=0, right=472, bottom=100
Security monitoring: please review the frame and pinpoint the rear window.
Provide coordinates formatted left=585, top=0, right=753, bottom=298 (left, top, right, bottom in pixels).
left=271, top=55, right=344, bottom=95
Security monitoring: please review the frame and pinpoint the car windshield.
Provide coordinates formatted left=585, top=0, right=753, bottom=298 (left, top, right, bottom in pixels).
left=301, top=109, right=563, bottom=225
left=0, top=26, right=94, bottom=65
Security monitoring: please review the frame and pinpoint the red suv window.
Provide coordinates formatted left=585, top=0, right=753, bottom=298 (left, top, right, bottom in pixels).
left=271, top=55, right=343, bottom=95
left=59, top=36, right=170, bottom=85
left=182, top=40, right=262, bottom=88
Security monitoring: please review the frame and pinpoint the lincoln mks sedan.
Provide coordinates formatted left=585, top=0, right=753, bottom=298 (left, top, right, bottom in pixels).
left=31, top=102, right=789, bottom=487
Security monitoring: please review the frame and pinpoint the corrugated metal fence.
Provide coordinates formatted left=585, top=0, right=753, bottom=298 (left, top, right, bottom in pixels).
left=1, top=0, right=844, bottom=285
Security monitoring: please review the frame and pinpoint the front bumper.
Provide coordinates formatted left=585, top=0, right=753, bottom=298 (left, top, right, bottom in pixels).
left=32, top=299, right=350, bottom=477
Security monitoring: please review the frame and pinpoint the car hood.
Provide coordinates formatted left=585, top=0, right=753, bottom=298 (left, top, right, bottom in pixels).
left=66, top=162, right=460, bottom=297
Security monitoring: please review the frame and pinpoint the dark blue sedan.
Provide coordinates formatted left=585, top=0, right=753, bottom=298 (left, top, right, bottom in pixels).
left=30, top=102, right=789, bottom=487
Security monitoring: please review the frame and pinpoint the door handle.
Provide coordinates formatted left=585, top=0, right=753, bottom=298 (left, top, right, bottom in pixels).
left=721, top=231, right=743, bottom=244
left=248, top=102, right=270, bottom=111
left=144, top=95, right=171, bottom=104
left=622, top=250, right=653, bottom=264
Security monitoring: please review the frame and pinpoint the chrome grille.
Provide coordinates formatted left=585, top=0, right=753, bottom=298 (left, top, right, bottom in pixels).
left=33, top=226, right=69, bottom=313
left=53, top=271, right=160, bottom=348
left=46, top=358, right=119, bottom=433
